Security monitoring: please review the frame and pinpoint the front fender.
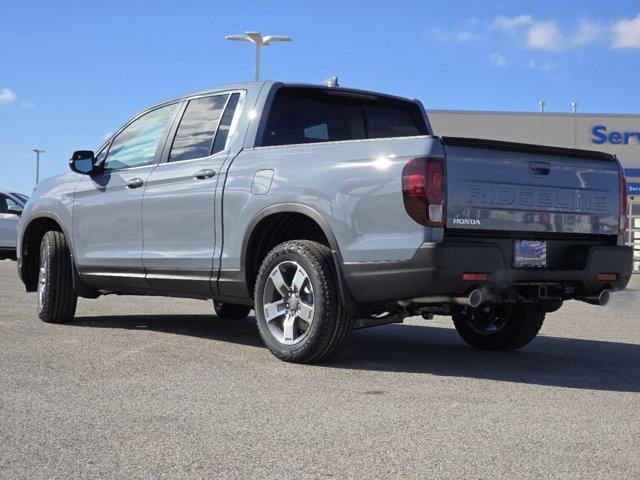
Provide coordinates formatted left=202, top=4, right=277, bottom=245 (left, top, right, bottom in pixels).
left=17, top=173, right=79, bottom=288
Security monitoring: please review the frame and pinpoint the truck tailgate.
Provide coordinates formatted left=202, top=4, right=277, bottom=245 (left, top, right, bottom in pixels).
left=442, top=137, right=620, bottom=236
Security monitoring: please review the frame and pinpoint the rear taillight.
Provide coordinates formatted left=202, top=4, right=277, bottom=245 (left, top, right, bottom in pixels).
left=402, top=157, right=445, bottom=227
left=619, top=172, right=628, bottom=235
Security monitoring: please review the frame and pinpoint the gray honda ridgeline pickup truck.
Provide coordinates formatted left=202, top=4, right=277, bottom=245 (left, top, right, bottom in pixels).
left=17, top=81, right=632, bottom=363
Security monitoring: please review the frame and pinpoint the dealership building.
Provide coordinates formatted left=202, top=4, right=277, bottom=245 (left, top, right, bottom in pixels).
left=428, top=110, right=640, bottom=271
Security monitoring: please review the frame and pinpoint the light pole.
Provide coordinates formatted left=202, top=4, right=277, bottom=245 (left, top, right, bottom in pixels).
left=225, top=32, right=291, bottom=81
left=32, top=149, right=45, bottom=184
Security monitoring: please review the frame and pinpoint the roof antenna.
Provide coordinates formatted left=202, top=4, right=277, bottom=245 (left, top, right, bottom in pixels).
left=324, top=76, right=339, bottom=87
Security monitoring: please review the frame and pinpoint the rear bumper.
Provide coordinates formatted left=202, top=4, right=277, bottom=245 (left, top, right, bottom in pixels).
left=342, top=241, right=633, bottom=305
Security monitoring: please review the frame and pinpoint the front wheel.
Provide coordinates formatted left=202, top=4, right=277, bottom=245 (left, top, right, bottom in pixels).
left=38, top=231, right=78, bottom=324
left=452, top=304, right=545, bottom=351
left=254, top=240, right=354, bottom=363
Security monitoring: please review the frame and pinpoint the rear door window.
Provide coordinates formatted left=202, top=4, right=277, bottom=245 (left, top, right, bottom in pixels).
left=169, top=94, right=230, bottom=162
left=262, top=87, right=426, bottom=147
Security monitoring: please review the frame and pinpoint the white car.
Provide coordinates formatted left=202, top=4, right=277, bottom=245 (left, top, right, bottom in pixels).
left=0, top=189, right=27, bottom=260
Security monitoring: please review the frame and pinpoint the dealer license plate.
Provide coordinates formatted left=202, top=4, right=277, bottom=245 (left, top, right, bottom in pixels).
left=514, top=240, right=547, bottom=268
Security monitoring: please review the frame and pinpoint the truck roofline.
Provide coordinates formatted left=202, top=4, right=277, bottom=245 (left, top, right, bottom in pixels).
left=144, top=81, right=422, bottom=117
left=99, top=81, right=432, bottom=153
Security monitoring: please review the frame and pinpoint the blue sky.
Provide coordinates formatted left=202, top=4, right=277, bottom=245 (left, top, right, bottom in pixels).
left=1, top=0, right=640, bottom=194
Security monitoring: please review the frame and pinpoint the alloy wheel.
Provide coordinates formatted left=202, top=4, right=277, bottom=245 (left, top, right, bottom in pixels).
left=262, top=261, right=315, bottom=345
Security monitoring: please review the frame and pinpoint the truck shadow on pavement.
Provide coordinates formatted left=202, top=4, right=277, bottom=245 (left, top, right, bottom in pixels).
left=335, top=324, right=640, bottom=393
left=72, top=315, right=640, bottom=393
left=73, top=314, right=263, bottom=348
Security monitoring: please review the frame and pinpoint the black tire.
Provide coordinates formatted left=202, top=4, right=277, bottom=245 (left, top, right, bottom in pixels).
left=38, top=231, right=78, bottom=324
left=254, top=240, right=354, bottom=363
left=452, top=304, right=545, bottom=351
left=213, top=301, right=251, bottom=320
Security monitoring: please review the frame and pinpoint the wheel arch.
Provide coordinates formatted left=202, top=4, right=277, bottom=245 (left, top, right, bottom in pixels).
left=240, top=203, right=357, bottom=315
left=20, top=213, right=70, bottom=292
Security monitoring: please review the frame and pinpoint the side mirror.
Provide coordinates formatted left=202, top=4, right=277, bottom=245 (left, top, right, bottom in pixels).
left=7, top=205, right=22, bottom=216
left=69, top=150, right=100, bottom=175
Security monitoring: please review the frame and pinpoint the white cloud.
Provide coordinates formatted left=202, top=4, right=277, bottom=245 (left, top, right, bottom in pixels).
left=526, top=21, right=564, bottom=51
left=431, top=14, right=632, bottom=56
left=429, top=28, right=480, bottom=44
left=491, top=15, right=602, bottom=51
left=455, top=31, right=478, bottom=42
left=612, top=13, right=640, bottom=49
left=0, top=88, right=17, bottom=104
left=526, top=59, right=555, bottom=71
left=493, top=15, right=533, bottom=31
left=572, top=19, right=602, bottom=46
left=489, top=53, right=508, bottom=67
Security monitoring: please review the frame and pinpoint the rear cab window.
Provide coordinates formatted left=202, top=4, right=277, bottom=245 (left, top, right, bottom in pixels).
left=261, top=87, right=427, bottom=147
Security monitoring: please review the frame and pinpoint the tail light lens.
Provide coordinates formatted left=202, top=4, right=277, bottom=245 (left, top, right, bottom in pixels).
left=402, top=157, right=445, bottom=227
left=619, top=172, right=628, bottom=235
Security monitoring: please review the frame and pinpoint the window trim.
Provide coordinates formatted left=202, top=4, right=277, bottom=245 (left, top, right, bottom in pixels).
left=100, top=100, right=183, bottom=173
left=158, top=90, right=246, bottom=166
left=3, top=192, right=26, bottom=208
left=252, top=133, right=431, bottom=151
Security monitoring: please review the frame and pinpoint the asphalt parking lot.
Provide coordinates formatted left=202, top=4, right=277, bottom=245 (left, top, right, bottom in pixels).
left=1, top=259, right=639, bottom=479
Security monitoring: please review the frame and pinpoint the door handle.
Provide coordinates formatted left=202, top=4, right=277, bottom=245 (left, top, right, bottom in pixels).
left=126, top=178, right=144, bottom=189
left=194, top=169, right=216, bottom=180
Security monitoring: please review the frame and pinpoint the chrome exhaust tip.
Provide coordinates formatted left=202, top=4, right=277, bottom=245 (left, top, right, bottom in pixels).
left=404, top=289, right=486, bottom=308
left=467, top=289, right=483, bottom=308
left=576, top=289, right=610, bottom=306
left=452, top=289, right=483, bottom=308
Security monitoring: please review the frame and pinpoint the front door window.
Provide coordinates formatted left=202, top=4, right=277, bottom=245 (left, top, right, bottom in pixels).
left=104, top=103, right=178, bottom=171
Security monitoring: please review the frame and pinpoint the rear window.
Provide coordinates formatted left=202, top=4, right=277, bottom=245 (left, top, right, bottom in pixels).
left=261, top=87, right=427, bottom=147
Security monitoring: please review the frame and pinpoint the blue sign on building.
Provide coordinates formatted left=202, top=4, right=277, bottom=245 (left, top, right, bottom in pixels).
left=624, top=170, right=640, bottom=196
left=593, top=126, right=640, bottom=145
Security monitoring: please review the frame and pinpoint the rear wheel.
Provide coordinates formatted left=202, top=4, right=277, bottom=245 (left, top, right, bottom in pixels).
left=38, top=231, right=77, bottom=324
left=254, top=240, right=354, bottom=363
left=213, top=301, right=251, bottom=320
left=452, top=304, right=545, bottom=351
